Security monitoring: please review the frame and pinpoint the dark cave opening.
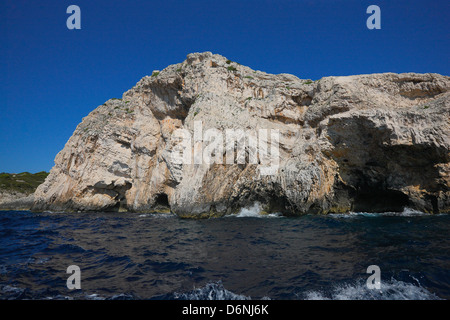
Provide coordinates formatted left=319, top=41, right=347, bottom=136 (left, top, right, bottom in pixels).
left=353, top=189, right=409, bottom=213
left=265, top=193, right=292, bottom=215
left=154, top=193, right=170, bottom=209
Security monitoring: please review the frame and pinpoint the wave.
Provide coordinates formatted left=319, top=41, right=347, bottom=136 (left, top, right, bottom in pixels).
left=2, top=278, right=441, bottom=300
left=173, top=281, right=252, bottom=300
left=158, top=278, right=441, bottom=301
left=302, top=278, right=442, bottom=300
left=1, top=285, right=25, bottom=296
left=328, top=207, right=440, bottom=219
left=137, top=212, right=176, bottom=219
left=0, top=284, right=140, bottom=300
left=229, top=202, right=283, bottom=218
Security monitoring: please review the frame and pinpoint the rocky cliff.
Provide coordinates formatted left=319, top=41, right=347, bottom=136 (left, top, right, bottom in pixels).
left=32, top=52, right=450, bottom=217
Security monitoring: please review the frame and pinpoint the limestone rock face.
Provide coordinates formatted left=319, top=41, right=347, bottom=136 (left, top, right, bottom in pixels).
left=32, top=52, right=450, bottom=216
left=0, top=191, right=34, bottom=210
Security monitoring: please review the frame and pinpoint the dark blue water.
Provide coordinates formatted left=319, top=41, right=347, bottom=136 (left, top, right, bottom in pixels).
left=0, top=208, right=449, bottom=300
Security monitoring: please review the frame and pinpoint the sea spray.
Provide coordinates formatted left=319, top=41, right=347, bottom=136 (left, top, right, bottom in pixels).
left=302, top=278, right=442, bottom=300
left=233, top=202, right=283, bottom=218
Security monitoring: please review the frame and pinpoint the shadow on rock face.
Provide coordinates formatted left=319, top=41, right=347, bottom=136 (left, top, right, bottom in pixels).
left=326, top=111, right=448, bottom=214
left=352, top=189, right=409, bottom=213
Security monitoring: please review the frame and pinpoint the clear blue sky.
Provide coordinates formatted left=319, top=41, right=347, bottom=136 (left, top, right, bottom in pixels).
left=1, top=0, right=449, bottom=173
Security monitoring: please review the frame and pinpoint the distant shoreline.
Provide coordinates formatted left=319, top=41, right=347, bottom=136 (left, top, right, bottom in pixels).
left=0, top=172, right=48, bottom=210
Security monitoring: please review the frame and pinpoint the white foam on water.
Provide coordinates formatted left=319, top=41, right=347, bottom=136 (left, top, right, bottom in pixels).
left=171, top=278, right=441, bottom=301
left=1, top=285, right=24, bottom=295
left=328, top=212, right=378, bottom=219
left=233, top=202, right=283, bottom=218
left=394, top=207, right=429, bottom=216
left=85, top=293, right=105, bottom=300
left=236, top=202, right=263, bottom=217
left=328, top=207, right=436, bottom=219
left=44, top=295, right=73, bottom=300
left=174, top=281, right=251, bottom=300
left=1, top=279, right=440, bottom=300
left=303, top=278, right=442, bottom=300
left=137, top=212, right=175, bottom=219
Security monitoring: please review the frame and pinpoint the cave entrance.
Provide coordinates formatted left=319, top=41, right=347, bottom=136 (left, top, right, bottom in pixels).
left=353, top=189, right=409, bottom=213
left=257, top=192, right=292, bottom=216
left=154, top=193, right=170, bottom=212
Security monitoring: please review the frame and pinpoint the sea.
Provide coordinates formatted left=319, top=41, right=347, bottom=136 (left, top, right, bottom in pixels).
left=0, top=204, right=449, bottom=300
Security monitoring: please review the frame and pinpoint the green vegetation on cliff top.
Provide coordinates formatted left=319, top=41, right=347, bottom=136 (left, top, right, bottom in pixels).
left=0, top=171, right=49, bottom=194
